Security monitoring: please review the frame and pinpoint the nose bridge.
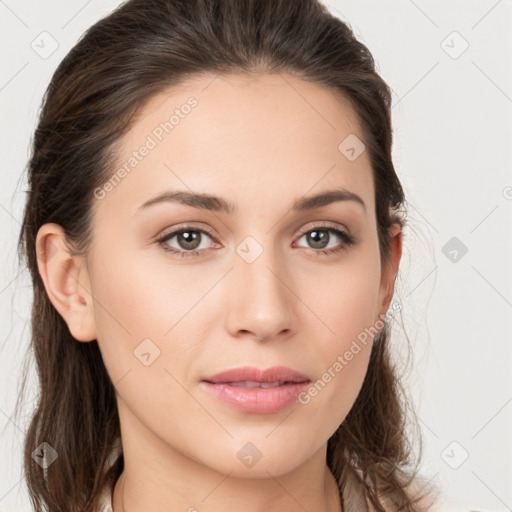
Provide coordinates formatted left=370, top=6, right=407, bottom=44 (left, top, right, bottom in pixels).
left=225, top=232, right=295, bottom=340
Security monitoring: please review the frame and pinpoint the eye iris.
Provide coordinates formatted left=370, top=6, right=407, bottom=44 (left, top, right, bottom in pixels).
left=307, top=229, right=329, bottom=249
left=177, top=231, right=201, bottom=250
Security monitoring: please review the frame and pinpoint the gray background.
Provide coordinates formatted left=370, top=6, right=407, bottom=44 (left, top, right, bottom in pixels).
left=1, top=1, right=511, bottom=510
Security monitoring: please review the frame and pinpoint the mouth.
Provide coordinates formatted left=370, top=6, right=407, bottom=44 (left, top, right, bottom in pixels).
left=200, top=366, right=311, bottom=414
left=219, top=380, right=306, bottom=388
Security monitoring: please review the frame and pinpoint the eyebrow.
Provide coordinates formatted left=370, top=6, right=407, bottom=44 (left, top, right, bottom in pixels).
left=136, top=188, right=366, bottom=214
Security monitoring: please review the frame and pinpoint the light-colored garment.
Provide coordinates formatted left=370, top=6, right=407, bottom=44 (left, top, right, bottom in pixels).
left=97, top=482, right=114, bottom=512
left=96, top=478, right=114, bottom=512
left=95, top=438, right=121, bottom=512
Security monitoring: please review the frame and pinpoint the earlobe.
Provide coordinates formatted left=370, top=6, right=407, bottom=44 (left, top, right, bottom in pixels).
left=35, top=223, right=97, bottom=342
left=378, top=223, right=403, bottom=317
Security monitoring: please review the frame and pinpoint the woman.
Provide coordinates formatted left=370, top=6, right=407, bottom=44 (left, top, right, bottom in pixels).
left=17, top=0, right=437, bottom=510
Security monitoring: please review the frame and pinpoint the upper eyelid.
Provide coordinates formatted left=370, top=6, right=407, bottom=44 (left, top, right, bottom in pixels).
left=296, top=221, right=349, bottom=236
left=157, top=223, right=216, bottom=238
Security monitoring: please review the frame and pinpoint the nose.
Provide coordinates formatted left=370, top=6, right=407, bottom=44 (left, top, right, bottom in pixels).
left=224, top=241, right=296, bottom=342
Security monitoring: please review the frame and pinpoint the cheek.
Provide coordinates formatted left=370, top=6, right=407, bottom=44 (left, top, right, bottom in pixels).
left=89, top=253, right=206, bottom=429
left=309, top=242, right=382, bottom=346
left=89, top=250, right=196, bottom=380
left=296, top=247, right=381, bottom=427
left=297, top=296, right=375, bottom=439
left=89, top=245, right=228, bottom=398
left=92, top=244, right=209, bottom=334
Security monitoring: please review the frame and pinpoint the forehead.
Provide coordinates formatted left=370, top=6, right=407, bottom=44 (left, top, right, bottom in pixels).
left=95, top=72, right=374, bottom=220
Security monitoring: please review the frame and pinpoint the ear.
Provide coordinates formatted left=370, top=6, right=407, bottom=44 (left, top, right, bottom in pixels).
left=35, top=223, right=97, bottom=342
left=377, top=222, right=402, bottom=317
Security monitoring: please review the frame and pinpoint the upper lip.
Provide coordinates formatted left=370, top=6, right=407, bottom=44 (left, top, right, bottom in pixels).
left=202, top=365, right=311, bottom=384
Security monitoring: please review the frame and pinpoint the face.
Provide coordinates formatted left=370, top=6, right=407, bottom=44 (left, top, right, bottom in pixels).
left=39, top=72, right=401, bottom=479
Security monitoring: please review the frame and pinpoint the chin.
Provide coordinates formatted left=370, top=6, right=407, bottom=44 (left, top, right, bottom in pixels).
left=203, top=440, right=315, bottom=479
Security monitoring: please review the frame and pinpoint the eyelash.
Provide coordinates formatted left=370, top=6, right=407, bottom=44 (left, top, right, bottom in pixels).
left=155, top=222, right=357, bottom=259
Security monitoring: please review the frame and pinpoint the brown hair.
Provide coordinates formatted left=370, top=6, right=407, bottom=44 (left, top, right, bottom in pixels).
left=16, top=0, right=434, bottom=510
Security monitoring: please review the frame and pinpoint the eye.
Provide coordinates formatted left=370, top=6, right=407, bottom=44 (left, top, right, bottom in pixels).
left=293, top=223, right=356, bottom=256
left=156, top=225, right=218, bottom=258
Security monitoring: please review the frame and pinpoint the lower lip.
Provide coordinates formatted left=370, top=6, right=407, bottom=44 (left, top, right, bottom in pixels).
left=200, top=381, right=310, bottom=414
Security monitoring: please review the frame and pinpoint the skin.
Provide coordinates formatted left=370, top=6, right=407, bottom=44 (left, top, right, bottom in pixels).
left=36, top=72, right=402, bottom=512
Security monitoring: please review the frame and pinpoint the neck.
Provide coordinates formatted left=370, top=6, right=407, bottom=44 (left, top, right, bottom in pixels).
left=112, top=433, right=343, bottom=512
left=114, top=465, right=342, bottom=512
left=111, top=399, right=343, bottom=512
